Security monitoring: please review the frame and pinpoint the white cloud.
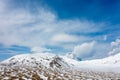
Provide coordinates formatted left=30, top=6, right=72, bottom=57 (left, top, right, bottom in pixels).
left=108, top=39, right=120, bottom=55
left=88, top=42, right=110, bottom=59
left=111, top=39, right=120, bottom=47
left=0, top=9, right=56, bottom=46
left=66, top=41, right=96, bottom=59
left=108, top=47, right=120, bottom=55
left=57, top=20, right=104, bottom=33
left=0, top=0, right=108, bottom=59
left=0, top=7, right=103, bottom=48
left=31, top=47, right=51, bottom=53
left=51, top=33, right=79, bottom=43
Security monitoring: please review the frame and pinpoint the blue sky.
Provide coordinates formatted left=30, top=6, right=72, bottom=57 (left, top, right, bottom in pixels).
left=0, top=0, right=120, bottom=61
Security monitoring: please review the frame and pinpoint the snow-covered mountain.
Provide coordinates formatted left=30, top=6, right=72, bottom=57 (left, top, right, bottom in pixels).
left=81, top=53, right=120, bottom=65
left=76, top=53, right=120, bottom=73
left=1, top=53, right=70, bottom=68
left=0, top=52, right=120, bottom=80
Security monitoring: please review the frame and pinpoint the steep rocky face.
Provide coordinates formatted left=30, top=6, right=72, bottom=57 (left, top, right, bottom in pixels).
left=49, top=56, right=69, bottom=68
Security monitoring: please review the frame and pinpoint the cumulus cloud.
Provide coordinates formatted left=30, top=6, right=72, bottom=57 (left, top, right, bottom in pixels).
left=108, top=39, right=120, bottom=55
left=66, top=41, right=96, bottom=59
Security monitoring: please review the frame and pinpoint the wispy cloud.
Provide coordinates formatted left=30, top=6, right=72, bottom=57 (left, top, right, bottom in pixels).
left=0, top=4, right=104, bottom=48
left=0, top=0, right=119, bottom=60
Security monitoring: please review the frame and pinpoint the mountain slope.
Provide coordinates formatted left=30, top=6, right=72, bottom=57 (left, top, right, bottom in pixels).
left=75, top=53, right=120, bottom=73
left=0, top=53, right=120, bottom=80
left=0, top=53, right=74, bottom=80
left=2, top=52, right=120, bottom=67
left=1, top=53, right=72, bottom=70
left=81, top=53, right=120, bottom=65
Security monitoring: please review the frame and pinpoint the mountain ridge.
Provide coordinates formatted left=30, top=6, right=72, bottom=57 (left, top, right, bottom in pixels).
left=1, top=52, right=120, bottom=72
left=0, top=52, right=120, bottom=80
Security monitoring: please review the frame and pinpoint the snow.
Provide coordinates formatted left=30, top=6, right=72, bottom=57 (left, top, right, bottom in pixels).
left=3, top=77, right=9, bottom=80
left=64, top=53, right=120, bottom=73
left=1, top=52, right=120, bottom=73
left=0, top=52, right=120, bottom=79
left=62, top=53, right=120, bottom=73
left=2, top=53, right=56, bottom=67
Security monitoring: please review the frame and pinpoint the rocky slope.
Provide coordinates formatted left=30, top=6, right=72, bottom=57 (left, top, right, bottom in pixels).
left=0, top=53, right=120, bottom=80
